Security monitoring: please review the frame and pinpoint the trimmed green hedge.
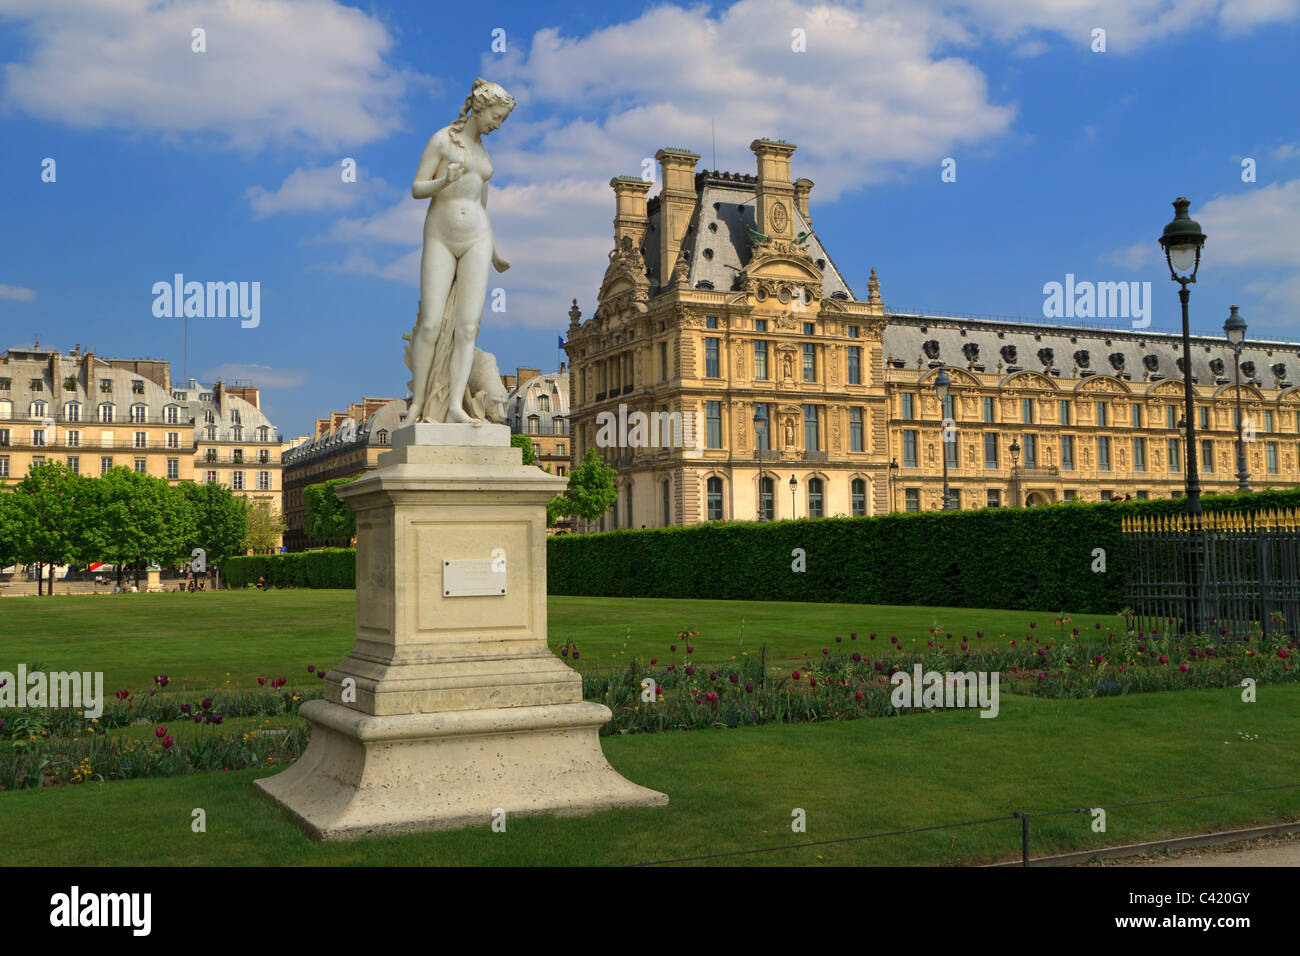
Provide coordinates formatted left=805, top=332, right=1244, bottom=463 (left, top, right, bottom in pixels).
left=223, top=548, right=355, bottom=589
left=546, top=489, right=1300, bottom=613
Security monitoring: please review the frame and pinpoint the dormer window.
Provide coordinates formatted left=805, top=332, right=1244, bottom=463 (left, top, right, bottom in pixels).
left=29, top=379, right=43, bottom=392
left=132, top=379, right=145, bottom=394
left=100, top=378, right=113, bottom=393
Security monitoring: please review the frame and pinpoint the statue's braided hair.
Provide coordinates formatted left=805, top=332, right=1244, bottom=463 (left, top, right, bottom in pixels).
left=448, top=78, right=516, bottom=149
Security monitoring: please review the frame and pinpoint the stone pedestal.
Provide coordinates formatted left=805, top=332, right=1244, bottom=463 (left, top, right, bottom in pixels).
left=255, top=423, right=666, bottom=840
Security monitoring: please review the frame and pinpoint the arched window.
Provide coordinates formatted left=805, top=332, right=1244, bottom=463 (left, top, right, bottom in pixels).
left=528, top=415, right=540, bottom=434
left=204, top=409, right=215, bottom=424
left=759, top=476, right=774, bottom=521
left=233, top=425, right=243, bottom=440
left=808, top=477, right=824, bottom=518
left=206, top=425, right=216, bottom=440
left=376, top=429, right=389, bottom=445
left=0, top=399, right=11, bottom=420
left=99, top=403, right=115, bottom=423
left=231, top=410, right=241, bottom=425
left=165, top=404, right=179, bottom=424
left=706, top=476, right=724, bottom=520
left=258, top=425, right=269, bottom=441
left=851, top=478, right=867, bottom=517
left=64, top=402, right=80, bottom=422
left=30, top=400, right=47, bottom=418
left=538, top=395, right=550, bottom=412
left=625, top=482, right=634, bottom=527
left=130, top=403, right=147, bottom=423
left=662, top=479, right=672, bottom=526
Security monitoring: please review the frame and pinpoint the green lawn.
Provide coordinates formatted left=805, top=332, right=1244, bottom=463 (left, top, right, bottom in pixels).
left=2, top=685, right=1296, bottom=866
left=0, top=590, right=1117, bottom=693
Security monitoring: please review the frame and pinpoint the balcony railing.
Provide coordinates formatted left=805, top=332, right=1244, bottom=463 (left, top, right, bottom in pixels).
left=515, top=423, right=571, bottom=436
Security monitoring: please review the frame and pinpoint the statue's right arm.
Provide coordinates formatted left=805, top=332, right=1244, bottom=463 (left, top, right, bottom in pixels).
left=411, top=134, right=449, bottom=200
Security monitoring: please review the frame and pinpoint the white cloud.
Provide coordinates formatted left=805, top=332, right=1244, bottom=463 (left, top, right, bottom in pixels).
left=200, top=363, right=306, bottom=389
left=246, top=164, right=392, bottom=218
left=489, top=0, right=1016, bottom=199
left=1196, top=180, right=1300, bottom=268
left=928, top=0, right=1299, bottom=51
left=0, top=0, right=414, bottom=150
left=0, top=283, right=36, bottom=302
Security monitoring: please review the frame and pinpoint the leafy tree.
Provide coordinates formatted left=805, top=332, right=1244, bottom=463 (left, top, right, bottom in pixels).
left=176, top=479, right=247, bottom=574
left=85, top=468, right=195, bottom=587
left=549, top=448, right=618, bottom=528
left=511, top=434, right=536, bottom=466
left=0, top=491, right=20, bottom=571
left=12, top=461, right=86, bottom=596
left=242, top=497, right=286, bottom=554
left=304, top=476, right=357, bottom=544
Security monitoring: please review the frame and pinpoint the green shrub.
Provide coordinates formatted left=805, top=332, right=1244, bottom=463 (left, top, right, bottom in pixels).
left=547, top=489, right=1300, bottom=613
left=223, top=548, right=355, bottom=589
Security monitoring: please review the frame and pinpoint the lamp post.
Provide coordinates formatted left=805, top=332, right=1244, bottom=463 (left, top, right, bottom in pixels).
left=1224, top=305, right=1251, bottom=492
left=1009, top=437, right=1021, bottom=508
left=1159, top=197, right=1208, bottom=516
left=888, top=456, right=899, bottom=513
left=1159, top=197, right=1209, bottom=637
left=754, top=407, right=768, bottom=519
left=789, top=474, right=798, bottom=520
left=934, top=368, right=956, bottom=510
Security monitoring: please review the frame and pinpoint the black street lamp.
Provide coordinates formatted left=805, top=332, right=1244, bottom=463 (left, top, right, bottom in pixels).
left=1009, top=437, right=1021, bottom=508
left=1158, top=197, right=1208, bottom=516
left=754, top=407, right=768, bottom=519
left=934, top=368, right=957, bottom=510
left=1224, top=304, right=1251, bottom=492
left=789, top=473, right=798, bottom=520
left=888, top=456, right=899, bottom=513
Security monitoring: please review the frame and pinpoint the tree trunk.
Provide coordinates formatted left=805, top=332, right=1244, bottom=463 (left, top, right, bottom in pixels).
left=48, top=561, right=55, bottom=596
left=37, top=562, right=43, bottom=596
left=116, top=563, right=123, bottom=588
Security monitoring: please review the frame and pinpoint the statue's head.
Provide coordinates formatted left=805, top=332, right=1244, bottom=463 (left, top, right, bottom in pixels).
left=468, top=78, right=515, bottom=134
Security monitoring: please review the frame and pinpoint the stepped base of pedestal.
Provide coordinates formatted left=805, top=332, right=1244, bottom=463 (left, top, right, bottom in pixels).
left=254, top=698, right=668, bottom=841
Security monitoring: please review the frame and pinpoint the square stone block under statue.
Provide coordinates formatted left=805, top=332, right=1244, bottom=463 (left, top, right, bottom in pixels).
left=255, top=423, right=667, bottom=840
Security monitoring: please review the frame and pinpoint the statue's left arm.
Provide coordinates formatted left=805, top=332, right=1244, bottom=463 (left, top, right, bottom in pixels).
left=484, top=182, right=509, bottom=273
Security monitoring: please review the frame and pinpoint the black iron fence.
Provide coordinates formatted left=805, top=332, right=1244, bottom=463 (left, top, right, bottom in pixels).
left=1122, top=508, right=1300, bottom=637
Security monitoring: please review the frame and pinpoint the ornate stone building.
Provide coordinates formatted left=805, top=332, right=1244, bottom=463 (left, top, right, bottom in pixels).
left=505, top=367, right=570, bottom=477
left=564, top=139, right=1300, bottom=527
left=0, top=344, right=285, bottom=530
left=280, top=397, right=404, bottom=551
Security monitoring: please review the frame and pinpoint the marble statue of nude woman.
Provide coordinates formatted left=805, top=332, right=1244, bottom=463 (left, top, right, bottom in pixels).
left=403, top=78, right=514, bottom=423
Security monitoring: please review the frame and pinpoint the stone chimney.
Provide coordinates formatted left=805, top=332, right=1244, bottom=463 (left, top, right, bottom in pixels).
left=794, top=177, right=814, bottom=227
left=654, top=148, right=700, bottom=283
left=750, top=139, right=797, bottom=242
left=610, top=176, right=651, bottom=252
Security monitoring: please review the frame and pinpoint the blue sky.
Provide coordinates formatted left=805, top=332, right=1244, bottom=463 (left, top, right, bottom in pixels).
left=1, top=0, right=1297, bottom=437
